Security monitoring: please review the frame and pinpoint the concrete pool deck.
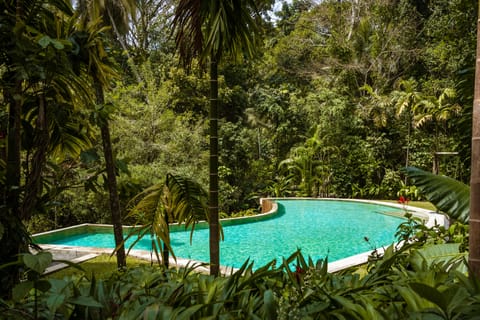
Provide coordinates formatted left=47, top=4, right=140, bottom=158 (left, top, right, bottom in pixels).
left=35, top=198, right=446, bottom=275
left=39, top=244, right=236, bottom=275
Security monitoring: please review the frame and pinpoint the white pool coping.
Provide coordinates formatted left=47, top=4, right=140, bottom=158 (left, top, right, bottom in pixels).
left=261, top=198, right=446, bottom=272
left=35, top=198, right=445, bottom=275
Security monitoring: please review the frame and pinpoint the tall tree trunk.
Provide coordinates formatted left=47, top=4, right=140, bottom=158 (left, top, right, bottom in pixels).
left=469, top=3, right=480, bottom=278
left=94, top=78, right=127, bottom=269
left=163, top=214, right=170, bottom=269
left=347, top=0, right=359, bottom=41
left=6, top=0, right=23, bottom=213
left=209, top=58, right=220, bottom=276
left=1, top=84, right=25, bottom=299
left=5, top=82, right=22, bottom=216
left=21, top=92, right=49, bottom=220
left=1, top=0, right=28, bottom=297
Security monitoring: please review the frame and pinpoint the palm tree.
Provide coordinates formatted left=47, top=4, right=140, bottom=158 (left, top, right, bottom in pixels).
left=75, top=0, right=136, bottom=269
left=411, top=88, right=461, bottom=159
left=172, top=0, right=266, bottom=275
left=124, top=173, right=209, bottom=268
left=392, top=78, right=423, bottom=170
left=73, top=20, right=126, bottom=269
left=469, top=1, right=480, bottom=278
left=245, top=107, right=272, bottom=160
left=360, top=84, right=393, bottom=128
left=0, top=0, right=93, bottom=296
left=279, top=126, right=333, bottom=197
left=76, top=0, right=141, bottom=82
left=2, top=6, right=27, bottom=295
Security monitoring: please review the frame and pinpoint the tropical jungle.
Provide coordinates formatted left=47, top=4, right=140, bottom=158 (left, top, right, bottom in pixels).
left=2, top=0, right=480, bottom=318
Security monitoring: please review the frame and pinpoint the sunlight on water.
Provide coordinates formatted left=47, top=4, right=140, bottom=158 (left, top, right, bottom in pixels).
left=45, top=200, right=406, bottom=269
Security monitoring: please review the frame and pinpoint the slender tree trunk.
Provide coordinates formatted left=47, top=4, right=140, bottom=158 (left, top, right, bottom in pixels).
left=1, top=0, right=31, bottom=298
left=257, top=127, right=262, bottom=159
left=1, top=84, right=24, bottom=299
left=469, top=3, right=480, bottom=278
left=94, top=78, right=127, bottom=269
left=0, top=129, right=5, bottom=199
left=5, top=82, right=22, bottom=216
left=347, top=0, right=358, bottom=41
left=6, top=0, right=23, bottom=211
left=21, top=92, right=49, bottom=220
left=209, top=57, right=220, bottom=276
left=163, top=214, right=170, bottom=269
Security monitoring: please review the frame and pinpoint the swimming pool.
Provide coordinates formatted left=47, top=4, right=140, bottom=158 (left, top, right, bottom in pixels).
left=35, top=199, right=419, bottom=269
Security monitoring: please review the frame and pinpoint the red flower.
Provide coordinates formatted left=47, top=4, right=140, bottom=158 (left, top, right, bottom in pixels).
left=294, top=265, right=305, bottom=284
left=398, top=196, right=409, bottom=204
left=295, top=265, right=304, bottom=274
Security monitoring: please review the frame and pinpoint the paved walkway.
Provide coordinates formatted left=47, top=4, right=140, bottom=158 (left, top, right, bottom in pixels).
left=39, top=245, right=237, bottom=275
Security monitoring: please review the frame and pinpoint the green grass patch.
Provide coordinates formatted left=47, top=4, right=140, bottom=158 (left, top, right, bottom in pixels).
left=47, top=254, right=151, bottom=279
left=382, top=200, right=437, bottom=211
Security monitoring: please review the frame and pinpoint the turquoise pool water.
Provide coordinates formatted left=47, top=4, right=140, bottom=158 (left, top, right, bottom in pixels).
left=40, top=200, right=406, bottom=269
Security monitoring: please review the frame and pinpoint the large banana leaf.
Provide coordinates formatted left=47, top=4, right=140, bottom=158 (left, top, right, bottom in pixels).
left=403, top=166, right=470, bottom=223
left=409, top=243, right=467, bottom=272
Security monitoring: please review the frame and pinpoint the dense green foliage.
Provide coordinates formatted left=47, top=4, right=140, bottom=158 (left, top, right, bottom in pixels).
left=404, top=166, right=470, bottom=223
left=1, top=0, right=479, bottom=304
left=124, top=173, right=209, bottom=268
left=1, top=0, right=475, bottom=232
left=1, top=217, right=477, bottom=319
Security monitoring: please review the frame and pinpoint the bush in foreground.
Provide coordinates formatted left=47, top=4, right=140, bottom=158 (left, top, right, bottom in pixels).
left=1, top=219, right=480, bottom=319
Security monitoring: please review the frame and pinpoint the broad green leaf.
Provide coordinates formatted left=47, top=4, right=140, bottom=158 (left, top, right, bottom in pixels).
left=23, top=251, right=52, bottom=274
left=69, top=295, right=103, bottom=307
left=263, top=289, right=277, bottom=319
left=410, top=243, right=466, bottom=270
left=80, top=149, right=100, bottom=164
left=403, top=166, right=469, bottom=223
left=176, top=304, right=203, bottom=319
left=12, top=281, right=34, bottom=301
left=409, top=283, right=447, bottom=311
left=115, top=159, right=130, bottom=176
left=38, top=35, right=53, bottom=48
left=51, top=39, right=65, bottom=50
left=332, top=295, right=362, bottom=314
left=302, top=301, right=330, bottom=315
left=143, top=304, right=164, bottom=319
left=396, top=285, right=435, bottom=311
left=125, top=173, right=209, bottom=267
left=47, top=293, right=66, bottom=312
left=35, top=279, right=52, bottom=292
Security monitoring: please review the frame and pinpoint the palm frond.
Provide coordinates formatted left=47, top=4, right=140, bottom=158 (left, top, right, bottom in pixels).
left=172, top=0, right=204, bottom=67
left=409, top=243, right=467, bottom=271
left=173, top=0, right=261, bottom=67
left=403, top=166, right=469, bottom=223
left=125, top=174, right=209, bottom=265
left=125, top=182, right=175, bottom=263
left=126, top=183, right=165, bottom=221
left=165, top=173, right=209, bottom=243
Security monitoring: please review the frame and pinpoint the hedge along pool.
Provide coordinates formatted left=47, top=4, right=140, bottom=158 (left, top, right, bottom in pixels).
left=34, top=199, right=410, bottom=269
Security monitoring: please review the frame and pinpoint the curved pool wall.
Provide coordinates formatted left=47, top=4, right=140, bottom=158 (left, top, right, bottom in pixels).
left=260, top=198, right=449, bottom=272
left=260, top=198, right=446, bottom=228
left=261, top=198, right=446, bottom=272
left=33, top=198, right=446, bottom=273
left=33, top=202, right=282, bottom=274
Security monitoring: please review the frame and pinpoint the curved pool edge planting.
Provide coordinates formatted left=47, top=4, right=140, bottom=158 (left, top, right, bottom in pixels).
left=33, top=198, right=446, bottom=274
left=261, top=197, right=447, bottom=272
left=33, top=202, right=281, bottom=275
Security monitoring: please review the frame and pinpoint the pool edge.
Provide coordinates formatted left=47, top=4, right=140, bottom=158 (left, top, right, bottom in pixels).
left=34, top=198, right=445, bottom=274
